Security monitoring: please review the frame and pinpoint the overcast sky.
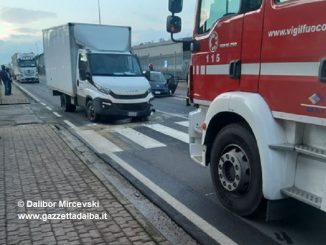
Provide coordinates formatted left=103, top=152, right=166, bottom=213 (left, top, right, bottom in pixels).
left=0, top=0, right=196, bottom=64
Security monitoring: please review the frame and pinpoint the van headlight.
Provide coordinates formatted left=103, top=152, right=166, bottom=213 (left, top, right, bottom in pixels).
left=95, top=83, right=111, bottom=95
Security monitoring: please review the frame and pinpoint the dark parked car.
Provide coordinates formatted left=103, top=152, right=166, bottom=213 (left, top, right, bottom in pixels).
left=145, top=71, right=172, bottom=97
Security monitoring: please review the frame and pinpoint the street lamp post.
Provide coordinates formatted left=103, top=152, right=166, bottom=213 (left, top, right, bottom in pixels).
left=98, top=0, right=102, bottom=24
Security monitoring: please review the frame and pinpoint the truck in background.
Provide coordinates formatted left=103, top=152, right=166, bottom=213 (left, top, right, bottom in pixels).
left=43, top=23, right=154, bottom=122
left=167, top=0, right=326, bottom=217
left=11, top=52, right=39, bottom=83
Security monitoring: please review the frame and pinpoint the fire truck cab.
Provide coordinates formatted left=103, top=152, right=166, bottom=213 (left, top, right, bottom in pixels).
left=167, top=0, right=326, bottom=216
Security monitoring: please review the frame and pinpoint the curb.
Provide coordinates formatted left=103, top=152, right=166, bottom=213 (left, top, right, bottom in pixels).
left=12, top=81, right=40, bottom=103
left=52, top=124, right=170, bottom=244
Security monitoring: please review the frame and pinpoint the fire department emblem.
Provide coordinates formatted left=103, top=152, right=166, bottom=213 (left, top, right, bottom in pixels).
left=309, top=93, right=321, bottom=105
left=209, top=31, right=219, bottom=52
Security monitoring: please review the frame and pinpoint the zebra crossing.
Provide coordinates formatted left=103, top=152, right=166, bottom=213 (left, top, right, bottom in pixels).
left=113, top=127, right=166, bottom=149
left=78, top=120, right=190, bottom=154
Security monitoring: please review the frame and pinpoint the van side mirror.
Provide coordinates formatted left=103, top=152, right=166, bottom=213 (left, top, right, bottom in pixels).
left=166, top=15, right=182, bottom=34
left=169, top=0, right=183, bottom=13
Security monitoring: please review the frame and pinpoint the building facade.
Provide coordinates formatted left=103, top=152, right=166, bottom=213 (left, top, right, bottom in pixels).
left=132, top=39, right=191, bottom=80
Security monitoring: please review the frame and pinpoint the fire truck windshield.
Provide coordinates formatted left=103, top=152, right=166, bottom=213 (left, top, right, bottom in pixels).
left=198, top=0, right=241, bottom=34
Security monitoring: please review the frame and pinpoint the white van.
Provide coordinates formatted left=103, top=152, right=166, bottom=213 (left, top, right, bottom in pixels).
left=43, top=23, right=154, bottom=121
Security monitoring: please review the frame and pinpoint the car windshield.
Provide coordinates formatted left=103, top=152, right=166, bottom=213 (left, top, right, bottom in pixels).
left=88, top=53, right=142, bottom=76
left=18, top=60, right=36, bottom=67
left=150, top=72, right=166, bottom=84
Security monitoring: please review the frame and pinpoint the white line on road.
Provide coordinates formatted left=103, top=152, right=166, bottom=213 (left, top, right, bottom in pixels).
left=53, top=112, right=62, bottom=118
left=63, top=120, right=77, bottom=129
left=155, top=109, right=188, bottom=119
left=175, top=121, right=189, bottom=128
left=86, top=123, right=98, bottom=127
left=13, top=82, right=40, bottom=102
left=46, top=106, right=52, bottom=111
left=114, top=127, right=166, bottom=149
left=144, top=124, right=189, bottom=143
left=106, top=152, right=237, bottom=245
left=77, top=130, right=122, bottom=153
left=205, top=192, right=216, bottom=197
left=41, top=102, right=46, bottom=106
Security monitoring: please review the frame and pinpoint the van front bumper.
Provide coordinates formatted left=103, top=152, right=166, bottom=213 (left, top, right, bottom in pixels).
left=93, top=98, right=152, bottom=117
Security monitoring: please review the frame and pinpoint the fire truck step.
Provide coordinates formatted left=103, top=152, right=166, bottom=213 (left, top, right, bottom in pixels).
left=192, top=155, right=203, bottom=164
left=270, top=144, right=326, bottom=161
left=295, top=145, right=326, bottom=161
left=281, top=186, right=322, bottom=209
left=269, top=143, right=295, bottom=151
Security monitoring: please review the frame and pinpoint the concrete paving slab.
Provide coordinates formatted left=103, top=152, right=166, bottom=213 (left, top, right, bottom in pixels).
left=0, top=83, right=30, bottom=105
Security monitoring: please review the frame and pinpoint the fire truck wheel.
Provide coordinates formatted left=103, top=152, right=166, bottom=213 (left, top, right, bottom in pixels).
left=210, top=123, right=262, bottom=216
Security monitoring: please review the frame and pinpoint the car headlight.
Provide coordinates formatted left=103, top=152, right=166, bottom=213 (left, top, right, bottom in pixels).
left=95, top=83, right=111, bottom=95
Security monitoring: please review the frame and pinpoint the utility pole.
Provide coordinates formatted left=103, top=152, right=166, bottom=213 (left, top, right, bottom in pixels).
left=98, top=0, right=102, bottom=24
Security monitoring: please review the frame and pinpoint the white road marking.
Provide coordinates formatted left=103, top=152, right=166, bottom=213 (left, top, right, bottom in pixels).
left=144, top=124, right=188, bottom=143
left=86, top=123, right=98, bottom=127
left=63, top=120, right=77, bottom=129
left=46, top=106, right=52, bottom=111
left=106, top=152, right=237, bottom=245
left=175, top=121, right=189, bottom=128
left=41, top=102, right=46, bottom=106
left=76, top=130, right=122, bottom=153
left=114, top=127, right=166, bottom=149
left=53, top=112, right=62, bottom=118
left=13, top=82, right=40, bottom=102
left=156, top=109, right=188, bottom=119
left=205, top=192, right=216, bottom=197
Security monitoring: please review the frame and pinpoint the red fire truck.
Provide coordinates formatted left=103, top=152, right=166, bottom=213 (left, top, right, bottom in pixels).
left=167, top=0, right=326, bottom=216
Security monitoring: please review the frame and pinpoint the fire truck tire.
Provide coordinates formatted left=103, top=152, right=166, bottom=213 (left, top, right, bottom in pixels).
left=210, top=123, right=263, bottom=216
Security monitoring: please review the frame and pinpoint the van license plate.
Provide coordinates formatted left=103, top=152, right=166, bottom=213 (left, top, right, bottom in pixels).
left=154, top=91, right=161, bottom=95
left=128, top=112, right=137, bottom=117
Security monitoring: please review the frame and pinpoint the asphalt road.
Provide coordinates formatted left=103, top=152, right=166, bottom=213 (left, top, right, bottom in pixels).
left=18, top=77, right=326, bottom=245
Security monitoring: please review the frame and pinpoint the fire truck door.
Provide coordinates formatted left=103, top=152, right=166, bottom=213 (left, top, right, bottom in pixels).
left=260, top=0, right=326, bottom=119
left=192, top=0, right=244, bottom=102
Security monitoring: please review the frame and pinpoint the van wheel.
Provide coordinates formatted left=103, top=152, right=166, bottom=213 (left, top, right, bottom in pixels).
left=86, top=100, right=99, bottom=122
left=210, top=123, right=262, bottom=216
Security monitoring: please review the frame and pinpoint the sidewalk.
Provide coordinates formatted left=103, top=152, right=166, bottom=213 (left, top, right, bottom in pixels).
left=0, top=92, right=169, bottom=244
left=0, top=83, right=30, bottom=105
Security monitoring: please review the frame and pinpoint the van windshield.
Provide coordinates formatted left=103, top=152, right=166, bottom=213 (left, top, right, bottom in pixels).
left=150, top=72, right=167, bottom=84
left=88, top=54, right=142, bottom=76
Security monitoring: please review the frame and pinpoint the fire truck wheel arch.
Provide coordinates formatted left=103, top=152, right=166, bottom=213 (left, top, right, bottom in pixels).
left=203, top=92, right=295, bottom=200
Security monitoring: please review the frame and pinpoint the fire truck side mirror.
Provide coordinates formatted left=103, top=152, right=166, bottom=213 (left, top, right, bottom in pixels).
left=166, top=15, right=182, bottom=34
left=169, top=0, right=183, bottom=13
